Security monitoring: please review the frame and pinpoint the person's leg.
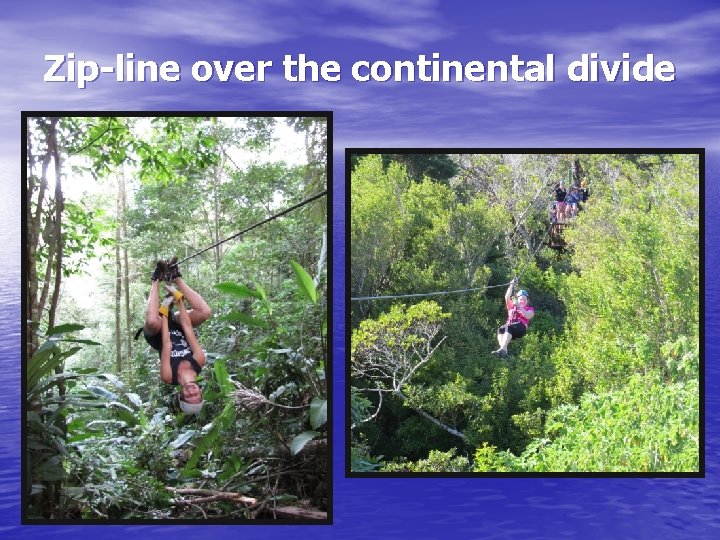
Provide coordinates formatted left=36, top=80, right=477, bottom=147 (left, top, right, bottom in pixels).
left=494, top=325, right=512, bottom=355
left=159, top=313, right=172, bottom=384
left=173, top=277, right=212, bottom=327
left=498, top=330, right=512, bottom=353
left=144, top=280, right=162, bottom=335
left=176, top=300, right=206, bottom=367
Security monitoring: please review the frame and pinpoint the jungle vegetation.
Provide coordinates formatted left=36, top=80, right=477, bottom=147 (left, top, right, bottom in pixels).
left=350, top=152, right=699, bottom=474
left=25, top=115, right=328, bottom=520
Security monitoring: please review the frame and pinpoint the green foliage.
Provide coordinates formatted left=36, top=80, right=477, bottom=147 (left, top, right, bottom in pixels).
left=350, top=153, right=699, bottom=474
left=183, top=400, right=236, bottom=475
left=309, top=397, right=327, bottom=429
left=472, top=443, right=517, bottom=472
left=290, top=431, right=320, bottom=456
left=380, top=449, right=470, bottom=473
left=350, top=153, right=458, bottom=184
left=290, top=260, right=318, bottom=304
left=516, top=375, right=699, bottom=472
left=352, top=300, right=450, bottom=356
left=26, top=115, right=328, bottom=518
left=350, top=155, right=412, bottom=308
left=215, top=282, right=265, bottom=300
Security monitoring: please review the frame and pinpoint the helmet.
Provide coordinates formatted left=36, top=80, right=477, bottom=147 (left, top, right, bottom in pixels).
left=517, top=290, right=529, bottom=298
left=179, top=398, right=204, bottom=414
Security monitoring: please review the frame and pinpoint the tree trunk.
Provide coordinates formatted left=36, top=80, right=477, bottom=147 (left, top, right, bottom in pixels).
left=122, top=168, right=132, bottom=367
left=27, top=118, right=58, bottom=357
left=213, top=151, right=226, bottom=280
left=46, top=116, right=66, bottom=517
left=115, top=173, right=123, bottom=373
left=118, top=165, right=133, bottom=372
left=397, top=391, right=467, bottom=441
left=26, top=118, right=49, bottom=358
left=46, top=117, right=63, bottom=332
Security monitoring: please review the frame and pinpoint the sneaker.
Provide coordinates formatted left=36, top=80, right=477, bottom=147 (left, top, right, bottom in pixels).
left=167, top=256, right=182, bottom=281
left=151, top=260, right=168, bottom=282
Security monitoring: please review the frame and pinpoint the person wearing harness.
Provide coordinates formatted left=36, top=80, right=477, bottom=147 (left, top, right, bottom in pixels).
left=143, top=258, right=212, bottom=414
left=491, top=281, right=534, bottom=357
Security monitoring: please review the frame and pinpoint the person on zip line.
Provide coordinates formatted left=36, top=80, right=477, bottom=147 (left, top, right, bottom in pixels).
left=491, top=280, right=534, bottom=357
left=142, top=257, right=212, bottom=414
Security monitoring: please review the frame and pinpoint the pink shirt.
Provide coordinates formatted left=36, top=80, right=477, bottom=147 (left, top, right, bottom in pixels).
left=507, top=305, right=534, bottom=327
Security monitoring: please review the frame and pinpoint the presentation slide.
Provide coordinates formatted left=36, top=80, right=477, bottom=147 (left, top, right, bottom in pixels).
left=1, top=1, right=715, bottom=538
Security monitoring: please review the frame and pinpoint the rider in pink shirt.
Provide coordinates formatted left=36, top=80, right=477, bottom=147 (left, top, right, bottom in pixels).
left=492, top=282, right=534, bottom=357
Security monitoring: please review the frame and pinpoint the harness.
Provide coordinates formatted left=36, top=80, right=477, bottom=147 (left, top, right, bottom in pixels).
left=507, top=305, right=533, bottom=327
left=135, top=313, right=203, bottom=385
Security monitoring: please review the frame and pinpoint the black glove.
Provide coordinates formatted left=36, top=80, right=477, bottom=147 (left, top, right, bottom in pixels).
left=167, top=256, right=182, bottom=281
left=151, top=260, right=168, bottom=282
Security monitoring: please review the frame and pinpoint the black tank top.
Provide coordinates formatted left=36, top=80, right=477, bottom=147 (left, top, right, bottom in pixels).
left=144, top=314, right=202, bottom=385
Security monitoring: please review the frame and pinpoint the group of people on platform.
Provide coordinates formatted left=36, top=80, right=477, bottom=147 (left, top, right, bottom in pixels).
left=550, top=180, right=589, bottom=223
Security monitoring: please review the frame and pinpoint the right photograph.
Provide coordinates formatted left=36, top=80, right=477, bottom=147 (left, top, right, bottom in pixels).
left=347, top=150, right=702, bottom=475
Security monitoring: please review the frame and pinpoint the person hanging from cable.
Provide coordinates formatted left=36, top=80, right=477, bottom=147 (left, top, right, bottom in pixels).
left=142, top=257, right=212, bottom=414
left=491, top=278, right=534, bottom=357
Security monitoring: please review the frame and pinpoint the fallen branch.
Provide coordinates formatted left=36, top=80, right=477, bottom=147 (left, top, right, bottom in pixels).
left=167, top=487, right=256, bottom=507
left=166, top=487, right=327, bottom=520
left=271, top=506, right=327, bottom=520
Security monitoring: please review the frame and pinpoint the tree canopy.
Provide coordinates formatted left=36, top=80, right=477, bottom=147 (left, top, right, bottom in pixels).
left=350, top=152, right=699, bottom=474
left=25, top=115, right=328, bottom=520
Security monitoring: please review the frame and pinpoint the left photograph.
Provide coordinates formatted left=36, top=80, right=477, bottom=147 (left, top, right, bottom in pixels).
left=23, top=113, right=330, bottom=522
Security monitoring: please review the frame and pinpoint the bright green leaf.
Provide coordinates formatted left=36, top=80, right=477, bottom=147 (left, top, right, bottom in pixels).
left=290, top=260, right=317, bottom=304
left=215, top=282, right=263, bottom=300
left=48, top=323, right=85, bottom=336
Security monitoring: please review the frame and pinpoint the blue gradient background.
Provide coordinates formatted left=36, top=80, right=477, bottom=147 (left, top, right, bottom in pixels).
left=1, top=1, right=717, bottom=538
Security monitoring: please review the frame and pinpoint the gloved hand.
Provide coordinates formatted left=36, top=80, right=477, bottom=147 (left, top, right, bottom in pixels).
left=167, top=256, right=182, bottom=281
left=151, top=260, right=168, bottom=282
left=159, top=294, right=175, bottom=317
left=164, top=283, right=184, bottom=301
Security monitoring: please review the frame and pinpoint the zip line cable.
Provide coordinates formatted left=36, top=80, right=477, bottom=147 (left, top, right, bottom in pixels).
left=100, top=189, right=327, bottom=286
left=350, top=280, right=515, bottom=302
left=176, top=189, right=327, bottom=266
left=351, top=223, right=554, bottom=303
